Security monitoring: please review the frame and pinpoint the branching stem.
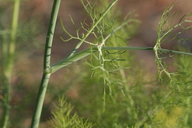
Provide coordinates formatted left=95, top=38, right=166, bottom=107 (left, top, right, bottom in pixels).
left=30, top=0, right=61, bottom=128
left=50, top=46, right=192, bottom=73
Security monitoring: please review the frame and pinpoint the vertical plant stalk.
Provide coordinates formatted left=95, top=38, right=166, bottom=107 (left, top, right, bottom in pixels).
left=1, top=0, right=20, bottom=127
left=30, top=0, right=61, bottom=128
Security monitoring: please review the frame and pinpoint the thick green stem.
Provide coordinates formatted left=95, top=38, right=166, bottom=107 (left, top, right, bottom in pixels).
left=43, top=0, right=61, bottom=69
left=1, top=0, right=20, bottom=127
left=30, top=73, right=51, bottom=128
left=30, top=0, right=61, bottom=128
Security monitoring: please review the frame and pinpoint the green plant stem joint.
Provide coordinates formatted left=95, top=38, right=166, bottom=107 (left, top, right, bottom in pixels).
left=44, top=67, right=52, bottom=74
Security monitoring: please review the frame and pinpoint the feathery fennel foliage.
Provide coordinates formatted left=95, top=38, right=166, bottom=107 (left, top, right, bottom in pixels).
left=144, top=48, right=192, bottom=128
left=54, top=2, right=192, bottom=128
left=135, top=4, right=192, bottom=127
left=84, top=0, right=141, bottom=126
left=2, top=0, right=192, bottom=127
left=172, top=48, right=192, bottom=127
left=154, top=3, right=192, bottom=80
left=60, top=0, right=139, bottom=112
left=50, top=96, right=93, bottom=128
left=85, top=2, right=140, bottom=116
left=52, top=0, right=141, bottom=127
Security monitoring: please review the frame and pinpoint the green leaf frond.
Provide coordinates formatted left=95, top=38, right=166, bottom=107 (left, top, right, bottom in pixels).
left=59, top=0, right=139, bottom=106
left=173, top=48, right=192, bottom=95
left=60, top=0, right=118, bottom=58
left=50, top=96, right=93, bottom=128
left=83, top=0, right=140, bottom=117
left=154, top=3, right=192, bottom=80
